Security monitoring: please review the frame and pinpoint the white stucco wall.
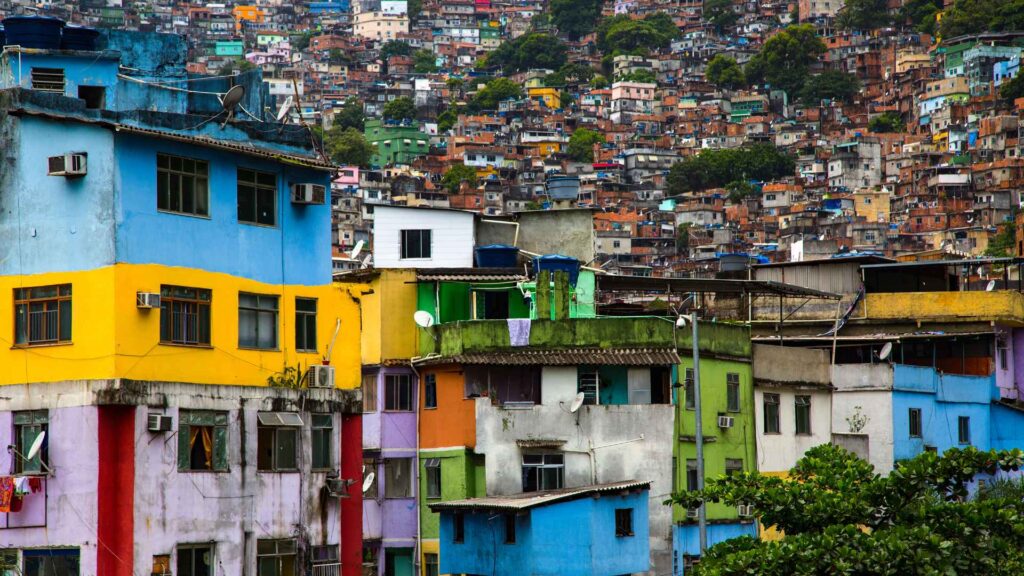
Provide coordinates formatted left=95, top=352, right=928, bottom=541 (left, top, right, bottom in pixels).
left=372, top=206, right=475, bottom=268
left=754, top=387, right=832, bottom=473
left=831, top=389, right=893, bottom=473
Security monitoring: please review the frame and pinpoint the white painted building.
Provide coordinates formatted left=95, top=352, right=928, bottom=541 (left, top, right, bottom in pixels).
left=371, top=205, right=475, bottom=268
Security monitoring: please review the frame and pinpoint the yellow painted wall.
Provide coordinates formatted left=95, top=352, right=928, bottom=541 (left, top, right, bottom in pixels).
left=853, top=190, right=890, bottom=223
left=528, top=87, right=560, bottom=109
left=0, top=264, right=365, bottom=388
left=359, top=269, right=419, bottom=365
left=758, top=471, right=787, bottom=541
left=863, top=291, right=1024, bottom=325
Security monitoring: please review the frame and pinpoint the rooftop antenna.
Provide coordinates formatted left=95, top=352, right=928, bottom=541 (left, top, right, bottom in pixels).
left=219, top=84, right=246, bottom=128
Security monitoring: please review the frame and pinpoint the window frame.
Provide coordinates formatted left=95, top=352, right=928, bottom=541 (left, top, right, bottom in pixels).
left=615, top=508, right=634, bottom=537
left=160, top=285, right=212, bottom=347
left=684, top=368, right=695, bottom=410
left=726, top=373, right=740, bottom=413
left=295, top=297, right=318, bottom=353
left=763, top=393, right=781, bottom=435
left=958, top=415, right=971, bottom=445
left=425, top=458, right=442, bottom=499
left=311, top=413, right=333, bottom=471
left=22, top=548, right=81, bottom=576
left=14, top=284, right=72, bottom=347
left=237, top=167, right=278, bottom=227
left=424, top=373, right=437, bottom=409
left=424, top=553, right=439, bottom=576
left=256, top=539, right=296, bottom=576
left=383, top=457, right=414, bottom=499
left=238, top=293, right=280, bottom=350
left=178, top=410, right=229, bottom=472
left=453, top=513, right=465, bottom=543
left=257, top=412, right=302, bottom=472
left=177, top=543, right=214, bottom=576
left=794, top=395, right=812, bottom=436
left=362, top=373, right=378, bottom=413
left=157, top=153, right=210, bottom=218
left=686, top=459, right=699, bottom=492
left=384, top=374, right=414, bottom=412
left=521, top=453, right=564, bottom=492
left=909, top=407, right=922, bottom=438
left=400, top=229, right=432, bottom=259
left=14, top=410, right=49, bottom=475
left=725, top=458, right=743, bottom=477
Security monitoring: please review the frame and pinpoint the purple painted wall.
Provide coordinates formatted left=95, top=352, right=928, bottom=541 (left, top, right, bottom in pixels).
left=1012, top=328, right=1024, bottom=400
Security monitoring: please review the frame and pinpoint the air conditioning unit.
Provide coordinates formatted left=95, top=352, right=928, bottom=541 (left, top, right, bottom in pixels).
left=325, top=477, right=349, bottom=497
left=291, top=183, right=327, bottom=205
left=137, top=292, right=161, bottom=309
left=717, top=416, right=735, bottom=429
left=737, top=504, right=753, bottom=518
left=308, top=365, right=335, bottom=388
left=147, top=413, right=172, bottom=433
left=686, top=508, right=699, bottom=519
left=48, top=153, right=87, bottom=177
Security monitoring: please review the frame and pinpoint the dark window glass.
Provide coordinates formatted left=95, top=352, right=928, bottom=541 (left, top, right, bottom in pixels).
left=763, top=393, right=780, bottom=434
left=504, top=515, right=516, bottom=544
left=795, top=395, right=811, bottom=435
left=958, top=416, right=970, bottom=444
left=453, top=514, right=465, bottom=543
left=157, top=153, right=209, bottom=217
left=909, top=408, right=922, bottom=438
left=14, top=284, right=72, bottom=345
left=160, top=286, right=211, bottom=346
left=726, top=373, right=740, bottom=412
left=237, top=168, right=277, bottom=226
left=177, top=545, right=213, bottom=576
left=257, top=413, right=301, bottom=471
left=295, top=297, right=318, bottom=352
left=424, top=374, right=437, bottom=409
left=239, top=293, right=279, bottom=349
left=311, top=414, right=332, bottom=470
left=615, top=508, right=634, bottom=537
left=522, top=453, right=564, bottom=492
left=384, top=458, right=413, bottom=498
left=684, top=368, right=695, bottom=410
left=425, top=458, right=441, bottom=499
left=400, top=229, right=432, bottom=259
left=686, top=459, right=699, bottom=491
left=385, top=374, right=414, bottom=411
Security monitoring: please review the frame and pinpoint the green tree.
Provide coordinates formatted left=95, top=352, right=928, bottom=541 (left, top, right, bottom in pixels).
left=292, top=32, right=312, bottom=52
left=868, top=111, right=905, bottom=133
left=469, top=77, right=524, bottom=111
left=669, top=444, right=1024, bottom=575
left=407, top=0, right=422, bottom=20
left=383, top=96, right=417, bottom=122
left=601, top=17, right=674, bottom=54
left=618, top=68, right=657, bottom=83
left=559, top=90, right=574, bottom=109
left=441, top=163, right=478, bottom=193
left=545, top=63, right=597, bottom=87
left=566, top=128, right=605, bottom=163
left=550, top=0, right=603, bottom=40
left=380, top=40, right=412, bottom=60
left=413, top=49, right=438, bottom=73
left=437, top=107, right=458, bottom=132
left=799, top=70, right=861, bottom=104
left=745, top=24, right=826, bottom=96
left=334, top=97, right=365, bottom=131
left=726, top=180, right=757, bottom=203
left=836, top=0, right=891, bottom=30
left=704, top=0, right=739, bottom=33
left=896, top=0, right=941, bottom=33
left=986, top=218, right=1017, bottom=257
left=486, top=33, right=568, bottom=73
left=940, top=0, right=1024, bottom=38
left=324, top=127, right=374, bottom=168
left=667, top=144, right=795, bottom=194
left=328, top=49, right=350, bottom=65
left=1000, top=73, right=1024, bottom=101
left=591, top=74, right=609, bottom=88
left=705, top=54, right=745, bottom=89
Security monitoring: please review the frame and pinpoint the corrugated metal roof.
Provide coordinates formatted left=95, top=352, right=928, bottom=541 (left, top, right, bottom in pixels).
left=597, top=275, right=841, bottom=299
left=416, top=267, right=526, bottom=282
left=416, top=347, right=681, bottom=366
left=429, top=480, right=651, bottom=512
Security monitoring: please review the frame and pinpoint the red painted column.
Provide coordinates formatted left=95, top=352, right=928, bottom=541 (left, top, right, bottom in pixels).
left=341, top=413, right=363, bottom=576
left=97, top=405, right=136, bottom=576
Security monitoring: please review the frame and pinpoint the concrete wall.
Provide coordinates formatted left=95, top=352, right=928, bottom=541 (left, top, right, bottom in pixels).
left=515, top=209, right=596, bottom=264
left=752, top=344, right=830, bottom=387
left=754, top=387, right=832, bottom=473
left=372, top=206, right=475, bottom=269
left=831, top=387, right=893, bottom=472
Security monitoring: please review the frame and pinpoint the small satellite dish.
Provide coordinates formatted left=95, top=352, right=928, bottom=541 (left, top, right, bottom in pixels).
left=986, top=279, right=997, bottom=292
left=675, top=316, right=687, bottom=328
left=878, top=342, right=893, bottom=361
left=276, top=95, right=294, bottom=122
left=351, top=240, right=364, bottom=260
left=569, top=392, right=585, bottom=413
left=362, top=472, right=376, bottom=493
left=220, top=84, right=246, bottom=111
left=26, top=432, right=46, bottom=461
left=413, top=310, right=435, bottom=328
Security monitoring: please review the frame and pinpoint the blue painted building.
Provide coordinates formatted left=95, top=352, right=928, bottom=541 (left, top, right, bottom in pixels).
left=673, top=523, right=758, bottom=575
left=431, top=481, right=651, bottom=576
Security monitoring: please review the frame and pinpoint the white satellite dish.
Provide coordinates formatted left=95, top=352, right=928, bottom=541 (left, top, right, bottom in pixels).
left=413, top=310, right=435, bottom=328
left=220, top=84, right=246, bottom=110
left=362, top=471, right=376, bottom=493
left=675, top=316, right=687, bottom=328
left=878, top=342, right=893, bottom=361
left=569, top=392, right=586, bottom=413
left=986, top=279, right=997, bottom=292
left=351, top=240, right=364, bottom=260
left=26, top=431, right=46, bottom=461
left=276, top=95, right=294, bottom=122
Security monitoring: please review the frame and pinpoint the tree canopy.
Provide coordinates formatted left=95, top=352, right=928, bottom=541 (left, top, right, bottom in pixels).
left=1000, top=73, right=1024, bottom=102
left=939, top=0, right=1024, bottom=39
left=836, top=0, right=891, bottom=31
left=566, top=128, right=605, bottom=163
left=705, top=55, right=745, bottom=89
left=667, top=144, right=795, bottom=194
left=469, top=77, right=524, bottom=111
left=544, top=63, right=597, bottom=87
left=380, top=40, right=412, bottom=60
left=441, top=164, right=478, bottom=194
left=744, top=24, right=826, bottom=96
left=324, top=127, right=374, bottom=168
left=413, top=49, right=438, bottom=74
left=596, top=13, right=680, bottom=54
left=799, top=70, right=861, bottom=104
left=486, top=33, right=567, bottom=73
left=704, top=0, right=739, bottom=33
left=334, top=97, right=365, bottom=131
left=617, top=68, right=657, bottom=83
left=668, top=444, right=1024, bottom=575
left=895, top=0, right=942, bottom=33
left=383, top=96, right=417, bottom=122
left=868, top=111, right=905, bottom=133
left=550, top=0, right=603, bottom=40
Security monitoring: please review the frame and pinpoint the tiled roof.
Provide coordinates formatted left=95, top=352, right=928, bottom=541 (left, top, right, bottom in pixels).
left=429, top=480, right=651, bottom=512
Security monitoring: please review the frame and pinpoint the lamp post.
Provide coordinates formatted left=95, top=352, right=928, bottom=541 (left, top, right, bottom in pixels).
left=690, top=309, right=707, bottom=554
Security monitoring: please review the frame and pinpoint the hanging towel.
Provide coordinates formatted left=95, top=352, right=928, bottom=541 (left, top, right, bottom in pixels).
left=0, top=477, right=14, bottom=513
left=28, top=476, right=43, bottom=493
left=508, top=318, right=531, bottom=347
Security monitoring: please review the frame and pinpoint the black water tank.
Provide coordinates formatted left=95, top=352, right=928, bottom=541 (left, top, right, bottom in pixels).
left=61, top=26, right=99, bottom=51
left=2, top=16, right=64, bottom=50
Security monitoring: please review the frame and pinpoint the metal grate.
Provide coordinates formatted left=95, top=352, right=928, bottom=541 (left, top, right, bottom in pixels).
left=312, top=563, right=341, bottom=576
left=31, top=67, right=65, bottom=93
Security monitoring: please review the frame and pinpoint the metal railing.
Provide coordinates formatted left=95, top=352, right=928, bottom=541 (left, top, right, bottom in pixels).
left=312, top=563, right=342, bottom=576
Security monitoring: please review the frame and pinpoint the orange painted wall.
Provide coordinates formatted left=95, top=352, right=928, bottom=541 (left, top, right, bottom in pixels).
left=419, top=365, right=476, bottom=449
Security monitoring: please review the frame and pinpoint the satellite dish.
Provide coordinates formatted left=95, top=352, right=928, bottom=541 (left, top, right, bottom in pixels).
left=675, top=316, right=687, bottom=328
left=362, top=471, right=376, bottom=493
left=986, top=280, right=997, bottom=292
left=351, top=240, right=364, bottom=260
left=569, top=392, right=585, bottom=413
left=26, top=432, right=45, bottom=461
left=977, top=266, right=986, bottom=277
left=276, top=95, right=294, bottom=122
left=878, top=342, right=893, bottom=361
left=413, top=310, right=435, bottom=328
left=220, top=85, right=246, bottom=111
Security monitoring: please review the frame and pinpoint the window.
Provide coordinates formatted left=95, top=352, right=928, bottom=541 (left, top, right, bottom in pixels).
left=453, top=513, right=465, bottom=543
left=238, top=293, right=279, bottom=349
left=311, top=414, right=333, bottom=470
left=177, top=544, right=213, bottom=576
left=14, top=285, right=72, bottom=346
left=763, top=393, right=780, bottom=434
left=256, top=539, right=296, bottom=576
left=424, top=553, right=439, bottom=576
left=795, top=395, right=812, bottom=435
left=362, top=373, right=378, bottom=413
left=522, top=453, right=564, bottom=492
left=909, top=408, right=922, bottom=438
left=30, top=68, right=64, bottom=93
left=23, top=549, right=80, bottom=576
left=78, top=85, right=105, bottom=109
left=295, top=298, right=317, bottom=352
left=157, top=154, right=209, bottom=217
left=14, top=411, right=48, bottom=474
left=178, top=411, right=229, bottom=472
left=686, top=459, right=699, bottom=491
left=958, top=416, right=970, bottom=445
left=160, top=286, right=211, bottom=346
left=424, top=373, right=437, bottom=409
left=615, top=508, right=634, bottom=537
left=237, top=168, right=277, bottom=226
left=400, top=229, right=432, bottom=259
left=726, top=373, right=740, bottom=413
left=425, top=458, right=441, bottom=499
left=257, top=412, right=302, bottom=472
left=725, top=458, right=743, bottom=476
left=363, top=458, right=379, bottom=498
left=384, top=458, right=414, bottom=498
left=310, top=546, right=339, bottom=569
left=384, top=374, right=414, bottom=411
left=684, top=368, right=695, bottom=410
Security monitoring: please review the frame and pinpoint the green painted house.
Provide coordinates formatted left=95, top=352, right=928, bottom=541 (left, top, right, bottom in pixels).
left=364, top=118, right=431, bottom=167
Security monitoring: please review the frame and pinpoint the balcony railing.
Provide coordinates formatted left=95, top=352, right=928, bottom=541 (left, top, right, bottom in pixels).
left=312, top=563, right=341, bottom=576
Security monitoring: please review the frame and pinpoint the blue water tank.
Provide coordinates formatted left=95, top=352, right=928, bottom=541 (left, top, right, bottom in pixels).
left=2, top=16, right=64, bottom=50
left=61, top=26, right=99, bottom=51
left=475, top=244, right=519, bottom=268
left=534, top=255, right=580, bottom=286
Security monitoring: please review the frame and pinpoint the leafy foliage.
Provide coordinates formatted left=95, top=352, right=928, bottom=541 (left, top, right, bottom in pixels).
left=380, top=40, right=412, bottom=60
left=334, top=97, right=365, bottom=131
left=550, top=0, right=603, bottom=40
left=836, top=0, right=891, bottom=31
left=868, top=111, right=905, bottom=133
left=441, top=164, right=478, bottom=193
left=566, top=128, right=605, bottom=163
left=985, top=219, right=1017, bottom=257
left=704, top=0, right=739, bottom=33
left=705, top=55, right=745, bottom=89
left=596, top=13, right=680, bottom=54
left=324, top=127, right=374, bottom=168
left=1000, top=73, right=1024, bottom=102
left=895, top=0, right=942, bottom=33
left=437, top=107, right=458, bottom=133
left=383, top=96, right=417, bottom=122
left=469, top=77, right=524, bottom=111
left=617, top=68, right=657, bottom=83
left=745, top=24, right=826, bottom=96
left=667, top=144, right=795, bottom=194
left=668, top=444, right=1024, bottom=576
left=799, top=70, right=861, bottom=104
left=413, top=49, right=438, bottom=73
left=939, top=0, right=1024, bottom=39
left=486, top=33, right=567, bottom=73
left=544, top=63, right=597, bottom=87
left=726, top=180, right=757, bottom=204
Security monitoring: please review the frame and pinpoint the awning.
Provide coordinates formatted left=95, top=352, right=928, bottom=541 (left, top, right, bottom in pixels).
left=257, top=412, right=304, bottom=426
left=416, top=347, right=681, bottom=366
left=429, top=480, right=651, bottom=512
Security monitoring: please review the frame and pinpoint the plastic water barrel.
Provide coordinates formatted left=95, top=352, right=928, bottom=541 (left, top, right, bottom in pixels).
left=475, top=244, right=519, bottom=268
left=61, top=26, right=99, bottom=51
left=534, top=255, right=580, bottom=286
